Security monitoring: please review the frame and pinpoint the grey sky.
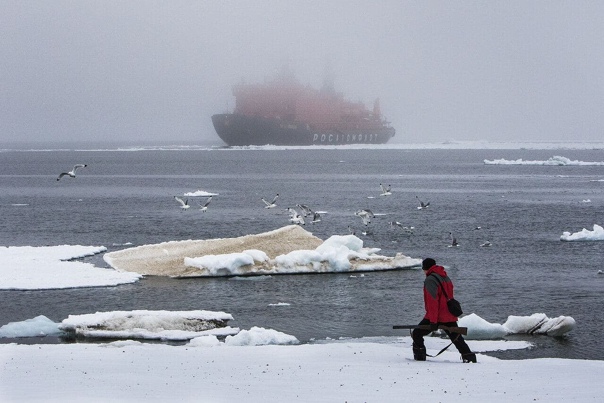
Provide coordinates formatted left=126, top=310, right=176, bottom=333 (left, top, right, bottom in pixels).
left=1, top=1, right=602, bottom=144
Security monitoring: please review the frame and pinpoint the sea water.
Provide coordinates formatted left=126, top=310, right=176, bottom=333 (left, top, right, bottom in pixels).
left=0, top=145, right=603, bottom=360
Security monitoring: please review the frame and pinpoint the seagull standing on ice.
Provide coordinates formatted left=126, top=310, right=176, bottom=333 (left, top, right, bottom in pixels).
left=449, top=232, right=459, bottom=247
left=262, top=194, right=279, bottom=209
left=416, top=196, right=430, bottom=209
left=199, top=196, right=212, bottom=212
left=379, top=184, right=392, bottom=196
left=174, top=196, right=190, bottom=210
left=57, top=164, right=87, bottom=181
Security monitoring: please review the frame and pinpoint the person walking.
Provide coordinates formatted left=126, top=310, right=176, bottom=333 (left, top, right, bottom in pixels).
left=412, top=258, right=477, bottom=363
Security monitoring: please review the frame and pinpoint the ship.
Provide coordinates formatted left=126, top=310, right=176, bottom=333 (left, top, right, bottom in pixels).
left=211, top=68, right=395, bottom=146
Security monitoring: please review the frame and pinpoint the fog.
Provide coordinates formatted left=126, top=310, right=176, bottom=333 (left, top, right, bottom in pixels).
left=1, top=1, right=603, bottom=145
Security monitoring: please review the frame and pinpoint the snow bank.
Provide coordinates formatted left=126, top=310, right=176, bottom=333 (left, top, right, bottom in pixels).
left=223, top=326, right=300, bottom=346
left=2, top=338, right=604, bottom=402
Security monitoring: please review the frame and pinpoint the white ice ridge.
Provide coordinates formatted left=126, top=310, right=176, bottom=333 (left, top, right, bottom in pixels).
left=104, top=225, right=421, bottom=277
left=459, top=313, right=575, bottom=339
left=560, top=224, right=604, bottom=241
left=58, top=310, right=238, bottom=341
left=483, top=155, right=604, bottom=165
left=0, top=245, right=141, bottom=290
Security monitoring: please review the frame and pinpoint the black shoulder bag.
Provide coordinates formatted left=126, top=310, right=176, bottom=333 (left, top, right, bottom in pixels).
left=431, top=274, right=463, bottom=317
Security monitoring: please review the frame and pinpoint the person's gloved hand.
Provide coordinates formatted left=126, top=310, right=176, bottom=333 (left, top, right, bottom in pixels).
left=429, top=323, right=439, bottom=331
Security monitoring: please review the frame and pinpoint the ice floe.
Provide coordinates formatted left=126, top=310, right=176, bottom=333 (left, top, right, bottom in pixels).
left=183, top=189, right=219, bottom=197
left=0, top=245, right=140, bottom=290
left=484, top=155, right=604, bottom=165
left=459, top=313, right=575, bottom=339
left=0, top=315, right=63, bottom=338
left=560, top=224, right=604, bottom=241
left=104, top=225, right=421, bottom=277
left=58, top=310, right=238, bottom=341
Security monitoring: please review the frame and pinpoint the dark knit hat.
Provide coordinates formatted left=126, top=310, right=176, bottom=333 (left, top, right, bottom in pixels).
left=422, top=258, right=436, bottom=270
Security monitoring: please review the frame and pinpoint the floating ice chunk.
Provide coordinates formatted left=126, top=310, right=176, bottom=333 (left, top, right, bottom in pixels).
left=503, top=313, right=576, bottom=336
left=59, top=310, right=237, bottom=341
left=0, top=245, right=140, bottom=290
left=484, top=156, right=604, bottom=165
left=183, top=189, right=219, bottom=197
left=0, top=315, right=63, bottom=338
left=108, top=226, right=420, bottom=277
left=458, top=312, right=575, bottom=339
left=458, top=313, right=509, bottom=340
left=560, top=224, right=604, bottom=241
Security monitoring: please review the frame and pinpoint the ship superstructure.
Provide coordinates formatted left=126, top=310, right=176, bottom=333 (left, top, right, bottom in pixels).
left=211, top=69, right=395, bottom=146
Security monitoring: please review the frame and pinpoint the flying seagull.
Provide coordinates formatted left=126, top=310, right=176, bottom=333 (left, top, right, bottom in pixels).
left=57, top=164, right=87, bottom=181
left=416, top=196, right=430, bottom=209
left=199, top=196, right=212, bottom=212
left=355, top=209, right=374, bottom=226
left=310, top=211, right=322, bottom=224
left=174, top=196, right=190, bottom=210
left=296, top=204, right=314, bottom=217
left=262, top=194, right=279, bottom=209
left=379, top=184, right=392, bottom=196
left=287, top=208, right=305, bottom=225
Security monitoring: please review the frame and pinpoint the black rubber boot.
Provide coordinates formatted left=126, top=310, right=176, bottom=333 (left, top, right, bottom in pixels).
left=413, top=345, right=427, bottom=361
left=462, top=353, right=477, bottom=363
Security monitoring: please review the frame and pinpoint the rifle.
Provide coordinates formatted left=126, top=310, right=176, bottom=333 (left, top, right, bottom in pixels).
left=393, top=324, right=468, bottom=335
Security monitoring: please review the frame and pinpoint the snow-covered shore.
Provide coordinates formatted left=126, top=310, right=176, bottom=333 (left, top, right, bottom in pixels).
left=1, top=338, right=602, bottom=402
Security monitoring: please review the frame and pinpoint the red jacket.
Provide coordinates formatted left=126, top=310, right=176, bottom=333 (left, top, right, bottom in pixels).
left=423, top=265, right=458, bottom=323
